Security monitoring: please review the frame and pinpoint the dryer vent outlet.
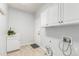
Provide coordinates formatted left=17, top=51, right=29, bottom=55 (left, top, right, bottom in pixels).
left=63, top=36, right=72, bottom=43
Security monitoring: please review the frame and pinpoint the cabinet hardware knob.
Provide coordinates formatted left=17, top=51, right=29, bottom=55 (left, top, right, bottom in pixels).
left=58, top=21, right=64, bottom=24
left=58, top=21, right=61, bottom=23
left=61, top=20, right=63, bottom=23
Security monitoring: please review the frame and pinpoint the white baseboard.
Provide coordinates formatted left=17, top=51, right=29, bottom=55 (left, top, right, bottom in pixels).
left=20, top=41, right=35, bottom=47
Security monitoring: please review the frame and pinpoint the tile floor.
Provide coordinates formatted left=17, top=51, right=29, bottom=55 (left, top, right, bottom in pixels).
left=7, top=45, right=46, bottom=56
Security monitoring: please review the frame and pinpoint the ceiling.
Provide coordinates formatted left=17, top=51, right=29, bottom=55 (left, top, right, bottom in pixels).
left=8, top=3, right=45, bottom=14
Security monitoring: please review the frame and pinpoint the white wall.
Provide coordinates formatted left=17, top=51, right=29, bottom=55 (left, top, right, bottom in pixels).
left=35, top=4, right=79, bottom=56
left=8, top=7, right=35, bottom=46
left=0, top=3, right=8, bottom=56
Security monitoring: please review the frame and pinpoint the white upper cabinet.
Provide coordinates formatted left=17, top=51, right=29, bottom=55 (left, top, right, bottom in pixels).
left=47, top=4, right=60, bottom=26
left=63, top=3, right=79, bottom=24
left=40, top=3, right=79, bottom=27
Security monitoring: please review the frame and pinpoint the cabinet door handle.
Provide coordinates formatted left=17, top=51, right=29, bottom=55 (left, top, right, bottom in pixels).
left=61, top=20, right=63, bottom=23
left=58, top=21, right=64, bottom=24
left=58, top=21, right=61, bottom=23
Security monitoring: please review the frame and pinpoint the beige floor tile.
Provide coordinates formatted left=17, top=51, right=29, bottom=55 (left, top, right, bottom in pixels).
left=7, top=45, right=46, bottom=56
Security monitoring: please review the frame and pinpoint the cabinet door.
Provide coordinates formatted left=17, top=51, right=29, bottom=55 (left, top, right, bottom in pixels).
left=64, top=3, right=79, bottom=23
left=47, top=4, right=59, bottom=26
